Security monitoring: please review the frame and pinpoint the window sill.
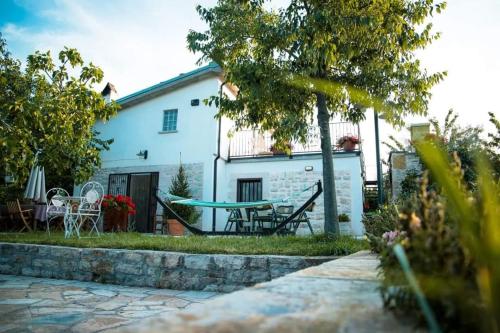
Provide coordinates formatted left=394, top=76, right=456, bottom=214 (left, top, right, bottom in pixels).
left=158, top=130, right=178, bottom=134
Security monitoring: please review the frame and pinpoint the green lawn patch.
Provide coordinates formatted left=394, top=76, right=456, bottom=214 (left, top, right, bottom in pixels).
left=0, top=232, right=368, bottom=256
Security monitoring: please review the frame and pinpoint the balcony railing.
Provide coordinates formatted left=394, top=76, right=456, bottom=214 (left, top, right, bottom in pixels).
left=229, top=122, right=360, bottom=158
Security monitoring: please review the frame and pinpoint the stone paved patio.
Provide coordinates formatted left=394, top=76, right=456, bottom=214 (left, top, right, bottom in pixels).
left=0, top=274, right=220, bottom=333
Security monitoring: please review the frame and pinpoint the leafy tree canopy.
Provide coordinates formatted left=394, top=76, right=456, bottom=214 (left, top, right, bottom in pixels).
left=188, top=0, right=446, bottom=233
left=0, top=35, right=118, bottom=189
left=188, top=0, right=446, bottom=142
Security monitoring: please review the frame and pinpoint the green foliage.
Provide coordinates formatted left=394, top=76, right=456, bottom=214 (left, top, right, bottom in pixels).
left=338, top=213, right=350, bottom=222
left=188, top=0, right=445, bottom=233
left=399, top=169, right=420, bottom=200
left=0, top=184, right=24, bottom=203
left=166, top=165, right=200, bottom=225
left=362, top=204, right=399, bottom=252
left=377, top=141, right=500, bottom=333
left=0, top=232, right=368, bottom=256
left=484, top=112, right=500, bottom=180
left=383, top=135, right=406, bottom=152
left=0, top=35, right=118, bottom=188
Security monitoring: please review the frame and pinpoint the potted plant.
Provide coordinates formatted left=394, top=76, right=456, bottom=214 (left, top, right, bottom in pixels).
left=336, top=135, right=360, bottom=152
left=338, top=213, right=352, bottom=235
left=164, top=164, right=200, bottom=236
left=270, top=142, right=292, bottom=155
left=102, top=194, right=136, bottom=232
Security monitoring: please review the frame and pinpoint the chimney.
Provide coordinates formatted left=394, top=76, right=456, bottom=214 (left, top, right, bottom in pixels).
left=409, top=123, right=430, bottom=142
left=101, top=82, right=118, bottom=103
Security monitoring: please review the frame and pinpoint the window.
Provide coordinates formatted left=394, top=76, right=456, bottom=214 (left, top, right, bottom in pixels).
left=237, top=179, right=262, bottom=202
left=162, top=109, right=178, bottom=132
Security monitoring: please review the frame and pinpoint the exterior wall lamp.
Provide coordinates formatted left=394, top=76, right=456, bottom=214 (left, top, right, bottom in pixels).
left=305, top=166, right=313, bottom=172
left=137, top=150, right=148, bottom=160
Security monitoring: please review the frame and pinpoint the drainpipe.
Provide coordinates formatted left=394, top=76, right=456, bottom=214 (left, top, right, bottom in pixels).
left=374, top=110, right=384, bottom=205
left=212, top=81, right=227, bottom=232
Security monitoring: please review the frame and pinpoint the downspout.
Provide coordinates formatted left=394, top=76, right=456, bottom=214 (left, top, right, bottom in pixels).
left=212, top=81, right=227, bottom=232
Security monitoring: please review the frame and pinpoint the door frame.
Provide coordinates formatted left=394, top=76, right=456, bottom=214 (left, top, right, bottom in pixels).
left=107, top=172, right=159, bottom=233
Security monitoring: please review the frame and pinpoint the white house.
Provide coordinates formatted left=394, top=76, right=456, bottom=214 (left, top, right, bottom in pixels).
left=91, top=62, right=366, bottom=235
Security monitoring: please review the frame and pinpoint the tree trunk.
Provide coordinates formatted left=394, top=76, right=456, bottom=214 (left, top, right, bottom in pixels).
left=316, top=92, right=339, bottom=234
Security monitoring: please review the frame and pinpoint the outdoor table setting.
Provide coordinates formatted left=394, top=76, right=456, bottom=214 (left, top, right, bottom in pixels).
left=45, top=182, right=104, bottom=238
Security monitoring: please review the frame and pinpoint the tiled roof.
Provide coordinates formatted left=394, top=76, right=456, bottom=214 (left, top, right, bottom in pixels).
left=116, top=62, right=221, bottom=108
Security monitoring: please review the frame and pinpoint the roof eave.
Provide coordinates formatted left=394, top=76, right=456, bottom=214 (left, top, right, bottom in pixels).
left=117, top=65, right=222, bottom=109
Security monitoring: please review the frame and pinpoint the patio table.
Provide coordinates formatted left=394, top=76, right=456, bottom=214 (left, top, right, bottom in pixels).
left=61, top=196, right=84, bottom=238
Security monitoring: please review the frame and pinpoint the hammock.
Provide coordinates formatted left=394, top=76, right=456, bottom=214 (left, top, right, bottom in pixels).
left=165, top=195, right=288, bottom=209
left=154, top=181, right=323, bottom=236
left=161, top=183, right=316, bottom=209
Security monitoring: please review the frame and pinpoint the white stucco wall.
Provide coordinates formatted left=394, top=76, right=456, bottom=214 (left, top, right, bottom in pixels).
left=94, top=76, right=220, bottom=227
left=216, top=154, right=364, bottom=235
left=92, top=74, right=365, bottom=235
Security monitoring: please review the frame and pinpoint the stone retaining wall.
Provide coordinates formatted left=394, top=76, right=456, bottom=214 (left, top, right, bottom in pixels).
left=0, top=243, right=334, bottom=292
left=134, top=251, right=415, bottom=333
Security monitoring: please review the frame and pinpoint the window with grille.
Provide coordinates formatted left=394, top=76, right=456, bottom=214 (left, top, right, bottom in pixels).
left=162, top=109, right=178, bottom=132
left=237, top=179, right=262, bottom=202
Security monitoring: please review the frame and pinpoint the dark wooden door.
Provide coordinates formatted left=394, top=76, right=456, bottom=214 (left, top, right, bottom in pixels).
left=129, top=174, right=151, bottom=232
left=109, top=172, right=159, bottom=233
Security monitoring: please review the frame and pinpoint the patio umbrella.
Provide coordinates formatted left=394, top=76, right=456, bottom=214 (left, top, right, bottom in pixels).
left=24, top=154, right=47, bottom=204
left=24, top=154, right=48, bottom=226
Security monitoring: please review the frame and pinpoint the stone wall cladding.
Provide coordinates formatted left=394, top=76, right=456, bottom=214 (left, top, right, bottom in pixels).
left=267, top=170, right=352, bottom=235
left=390, top=152, right=421, bottom=201
left=0, top=243, right=335, bottom=292
left=90, top=163, right=204, bottom=218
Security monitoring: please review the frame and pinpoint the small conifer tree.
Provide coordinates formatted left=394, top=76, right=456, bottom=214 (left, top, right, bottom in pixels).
left=167, top=165, right=199, bottom=224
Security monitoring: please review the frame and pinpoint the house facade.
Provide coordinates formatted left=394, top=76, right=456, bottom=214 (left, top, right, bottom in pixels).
left=91, top=63, right=366, bottom=235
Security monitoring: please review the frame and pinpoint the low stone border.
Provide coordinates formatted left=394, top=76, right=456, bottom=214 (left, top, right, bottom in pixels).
left=133, top=251, right=415, bottom=333
left=0, top=242, right=335, bottom=292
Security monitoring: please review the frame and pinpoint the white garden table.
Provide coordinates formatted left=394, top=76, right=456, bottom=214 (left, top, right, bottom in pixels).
left=63, top=196, right=84, bottom=238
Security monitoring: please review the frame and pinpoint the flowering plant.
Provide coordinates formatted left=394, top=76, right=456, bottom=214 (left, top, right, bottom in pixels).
left=102, top=194, right=136, bottom=215
left=336, top=135, right=360, bottom=147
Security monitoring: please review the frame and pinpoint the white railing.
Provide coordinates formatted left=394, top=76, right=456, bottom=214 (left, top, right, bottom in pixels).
left=229, top=122, right=360, bottom=158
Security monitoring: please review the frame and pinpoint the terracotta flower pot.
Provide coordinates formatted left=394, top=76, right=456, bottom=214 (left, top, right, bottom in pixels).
left=104, top=209, right=128, bottom=232
left=167, top=219, right=184, bottom=236
left=342, top=140, right=356, bottom=152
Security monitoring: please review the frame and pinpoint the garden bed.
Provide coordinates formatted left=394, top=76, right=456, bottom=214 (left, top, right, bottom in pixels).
left=0, top=232, right=367, bottom=256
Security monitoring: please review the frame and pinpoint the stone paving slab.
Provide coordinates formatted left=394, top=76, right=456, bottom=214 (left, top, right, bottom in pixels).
left=132, top=251, right=421, bottom=333
left=0, top=274, right=220, bottom=333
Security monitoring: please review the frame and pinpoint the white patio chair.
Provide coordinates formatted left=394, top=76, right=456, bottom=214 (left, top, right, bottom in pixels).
left=72, top=181, right=104, bottom=237
left=45, top=188, right=70, bottom=235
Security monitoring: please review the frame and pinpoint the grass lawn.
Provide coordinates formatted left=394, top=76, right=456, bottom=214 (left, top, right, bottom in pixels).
left=0, top=232, right=368, bottom=256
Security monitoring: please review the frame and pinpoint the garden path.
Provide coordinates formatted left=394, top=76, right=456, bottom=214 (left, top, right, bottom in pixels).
left=0, top=274, right=220, bottom=333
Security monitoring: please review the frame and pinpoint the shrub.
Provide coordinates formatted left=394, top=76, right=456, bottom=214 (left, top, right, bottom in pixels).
left=362, top=204, right=399, bottom=253
left=338, top=213, right=350, bottom=222
left=165, top=165, right=200, bottom=225
left=0, top=184, right=24, bottom=203
left=378, top=141, right=500, bottom=333
left=399, top=169, right=420, bottom=200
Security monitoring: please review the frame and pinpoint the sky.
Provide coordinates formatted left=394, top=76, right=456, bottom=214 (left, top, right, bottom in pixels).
left=1, top=0, right=499, bottom=179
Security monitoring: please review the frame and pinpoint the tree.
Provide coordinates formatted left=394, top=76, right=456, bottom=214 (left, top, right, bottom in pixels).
left=0, top=35, right=118, bottom=190
left=168, top=165, right=199, bottom=224
left=188, top=0, right=445, bottom=233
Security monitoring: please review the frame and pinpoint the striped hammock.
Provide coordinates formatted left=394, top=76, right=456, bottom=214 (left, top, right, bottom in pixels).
left=161, top=183, right=316, bottom=209
left=165, top=194, right=287, bottom=209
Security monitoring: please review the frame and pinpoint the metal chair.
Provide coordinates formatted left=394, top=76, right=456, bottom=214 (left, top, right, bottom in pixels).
left=45, top=188, right=70, bottom=235
left=275, top=205, right=294, bottom=232
left=252, top=204, right=276, bottom=231
left=78, top=181, right=104, bottom=236
left=67, top=181, right=104, bottom=237
left=224, top=208, right=242, bottom=232
left=289, top=202, right=315, bottom=235
left=6, top=200, right=33, bottom=232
